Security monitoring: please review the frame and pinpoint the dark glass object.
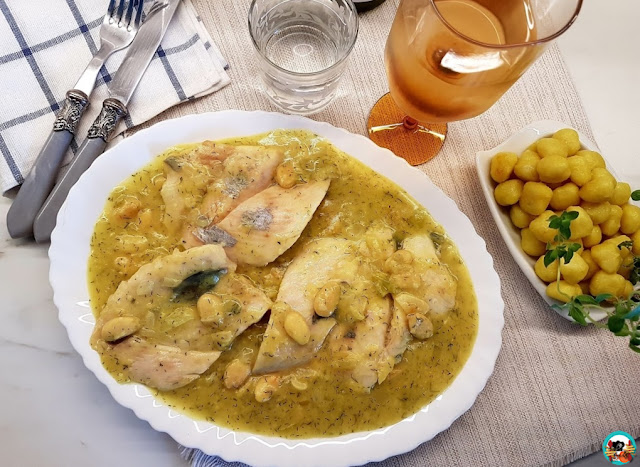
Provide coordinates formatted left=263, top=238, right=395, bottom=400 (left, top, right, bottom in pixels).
left=352, top=0, right=387, bottom=13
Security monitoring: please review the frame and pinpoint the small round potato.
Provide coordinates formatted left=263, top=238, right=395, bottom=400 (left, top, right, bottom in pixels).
left=550, top=183, right=580, bottom=211
left=620, top=203, right=640, bottom=234
left=546, top=280, right=582, bottom=303
left=581, top=249, right=599, bottom=281
left=582, top=225, right=602, bottom=248
left=560, top=253, right=589, bottom=285
left=519, top=182, right=553, bottom=215
left=490, top=151, right=518, bottom=183
left=632, top=230, right=640, bottom=255
left=610, top=182, right=631, bottom=206
left=580, top=201, right=611, bottom=225
left=513, top=150, right=540, bottom=182
left=590, top=242, right=623, bottom=274
left=534, top=255, right=559, bottom=283
left=589, top=271, right=626, bottom=298
left=552, top=128, right=581, bottom=155
left=623, top=280, right=634, bottom=298
left=521, top=228, right=546, bottom=256
left=576, top=150, right=606, bottom=169
left=537, top=137, right=569, bottom=158
left=578, top=168, right=616, bottom=203
left=494, top=179, right=524, bottom=206
left=600, top=205, right=623, bottom=237
left=510, top=205, right=535, bottom=229
left=606, top=235, right=632, bottom=261
left=566, top=206, right=593, bottom=239
left=529, top=211, right=557, bottom=243
left=537, top=155, right=571, bottom=183
left=567, top=156, right=593, bottom=187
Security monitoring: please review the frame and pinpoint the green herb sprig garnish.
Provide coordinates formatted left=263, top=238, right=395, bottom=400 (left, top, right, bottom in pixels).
left=543, top=211, right=582, bottom=268
left=544, top=212, right=640, bottom=352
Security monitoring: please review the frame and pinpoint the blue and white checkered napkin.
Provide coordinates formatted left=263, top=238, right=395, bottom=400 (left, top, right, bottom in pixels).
left=0, top=0, right=230, bottom=194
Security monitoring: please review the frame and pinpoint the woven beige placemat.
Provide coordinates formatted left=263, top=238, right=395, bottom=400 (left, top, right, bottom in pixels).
left=135, top=1, right=639, bottom=465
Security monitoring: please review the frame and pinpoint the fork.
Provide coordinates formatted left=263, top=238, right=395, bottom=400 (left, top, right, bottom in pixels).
left=7, top=0, right=144, bottom=239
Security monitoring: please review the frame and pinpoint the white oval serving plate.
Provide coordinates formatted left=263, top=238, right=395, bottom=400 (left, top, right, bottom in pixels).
left=475, top=119, right=632, bottom=322
left=50, top=110, right=503, bottom=467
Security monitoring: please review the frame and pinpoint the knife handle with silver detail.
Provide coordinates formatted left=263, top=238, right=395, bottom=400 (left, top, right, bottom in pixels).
left=33, top=98, right=128, bottom=243
left=6, top=90, right=89, bottom=238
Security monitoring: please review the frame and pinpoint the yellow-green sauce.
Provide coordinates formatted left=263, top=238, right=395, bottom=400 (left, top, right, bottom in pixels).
left=88, top=130, right=478, bottom=438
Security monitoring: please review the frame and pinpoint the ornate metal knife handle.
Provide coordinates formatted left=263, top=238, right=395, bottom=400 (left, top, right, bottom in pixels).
left=87, top=98, right=128, bottom=141
left=53, top=89, right=89, bottom=134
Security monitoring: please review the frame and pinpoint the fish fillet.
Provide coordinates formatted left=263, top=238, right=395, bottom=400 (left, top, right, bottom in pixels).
left=183, top=145, right=284, bottom=248
left=216, top=180, right=330, bottom=266
left=253, top=238, right=353, bottom=374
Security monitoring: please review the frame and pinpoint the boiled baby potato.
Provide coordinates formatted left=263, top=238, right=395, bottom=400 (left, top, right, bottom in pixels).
left=610, top=182, right=631, bottom=205
left=576, top=150, right=606, bottom=169
left=620, top=203, right=640, bottom=234
left=566, top=206, right=593, bottom=239
left=590, top=242, right=623, bottom=274
left=567, top=155, right=592, bottom=186
left=589, top=271, right=626, bottom=298
left=537, top=155, right=571, bottom=183
left=510, top=205, right=535, bottom=229
left=546, top=280, right=582, bottom=303
left=534, top=256, right=559, bottom=283
left=513, top=149, right=540, bottom=182
left=529, top=211, right=557, bottom=243
left=580, top=201, right=611, bottom=225
left=521, top=228, right=546, bottom=256
left=632, top=230, right=640, bottom=255
left=553, top=128, right=581, bottom=156
left=607, top=235, right=632, bottom=261
left=560, top=253, right=589, bottom=285
left=490, top=152, right=518, bottom=183
left=578, top=167, right=616, bottom=203
left=582, top=225, right=602, bottom=248
left=494, top=179, right=524, bottom=206
left=550, top=183, right=580, bottom=211
left=581, top=250, right=599, bottom=281
left=537, top=138, right=568, bottom=158
left=519, top=182, right=553, bottom=215
left=600, top=205, right=623, bottom=237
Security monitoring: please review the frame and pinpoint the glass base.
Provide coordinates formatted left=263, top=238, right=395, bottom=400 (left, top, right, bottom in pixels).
left=367, top=93, right=447, bottom=166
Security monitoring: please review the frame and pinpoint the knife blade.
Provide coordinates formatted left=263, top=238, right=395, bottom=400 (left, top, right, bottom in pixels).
left=33, top=0, right=181, bottom=243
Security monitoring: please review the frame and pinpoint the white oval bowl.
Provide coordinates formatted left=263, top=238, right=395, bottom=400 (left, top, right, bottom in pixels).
left=475, top=119, right=640, bottom=322
left=50, top=110, right=504, bottom=467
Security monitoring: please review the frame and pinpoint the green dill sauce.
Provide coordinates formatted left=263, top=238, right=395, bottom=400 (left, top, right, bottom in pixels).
left=88, top=130, right=478, bottom=438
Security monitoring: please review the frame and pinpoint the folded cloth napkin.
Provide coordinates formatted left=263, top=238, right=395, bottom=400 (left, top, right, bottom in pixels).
left=0, top=0, right=230, bottom=194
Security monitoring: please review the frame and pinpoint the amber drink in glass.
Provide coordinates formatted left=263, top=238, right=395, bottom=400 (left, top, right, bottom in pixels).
left=369, top=0, right=583, bottom=165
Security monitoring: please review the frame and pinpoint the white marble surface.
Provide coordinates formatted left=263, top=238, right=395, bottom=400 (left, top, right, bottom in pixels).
left=1, top=1, right=638, bottom=467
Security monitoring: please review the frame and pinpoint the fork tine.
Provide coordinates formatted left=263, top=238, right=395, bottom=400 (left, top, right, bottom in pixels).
left=134, top=0, right=144, bottom=28
left=124, top=0, right=135, bottom=27
left=107, top=0, right=116, bottom=18
left=115, top=0, right=126, bottom=23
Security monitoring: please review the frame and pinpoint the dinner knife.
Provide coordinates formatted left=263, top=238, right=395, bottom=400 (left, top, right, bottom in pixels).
left=33, top=0, right=180, bottom=243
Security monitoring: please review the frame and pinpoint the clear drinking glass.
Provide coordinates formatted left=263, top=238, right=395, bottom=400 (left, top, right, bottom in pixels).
left=248, top=0, right=359, bottom=115
left=368, top=0, right=583, bottom=165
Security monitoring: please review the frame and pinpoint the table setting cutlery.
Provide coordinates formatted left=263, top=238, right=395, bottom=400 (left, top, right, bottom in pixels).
left=1, top=0, right=230, bottom=236
left=6, top=0, right=145, bottom=239
left=32, top=0, right=179, bottom=242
